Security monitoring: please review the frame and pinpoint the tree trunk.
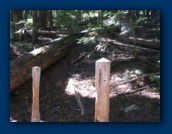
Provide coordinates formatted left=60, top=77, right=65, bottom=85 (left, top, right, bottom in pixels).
left=39, top=10, right=47, bottom=29
left=10, top=35, right=78, bottom=92
left=146, top=10, right=150, bottom=19
left=32, top=10, right=39, bottom=44
left=135, top=10, right=140, bottom=19
left=48, top=10, right=54, bottom=31
left=10, top=10, right=23, bottom=41
left=98, top=10, right=103, bottom=27
left=143, top=10, right=146, bottom=16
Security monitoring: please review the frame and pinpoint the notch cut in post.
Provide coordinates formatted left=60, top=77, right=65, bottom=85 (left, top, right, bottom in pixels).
left=31, top=66, right=41, bottom=122
left=94, top=58, right=111, bottom=122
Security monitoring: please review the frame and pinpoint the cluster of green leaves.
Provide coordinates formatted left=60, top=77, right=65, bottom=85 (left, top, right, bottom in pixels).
left=77, top=31, right=98, bottom=45
left=53, top=11, right=77, bottom=31
left=78, top=10, right=135, bottom=45
left=149, top=74, right=160, bottom=82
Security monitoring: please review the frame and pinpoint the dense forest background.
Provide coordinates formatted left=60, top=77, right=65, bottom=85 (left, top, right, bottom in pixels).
left=10, top=10, right=160, bottom=122
left=10, top=10, right=160, bottom=44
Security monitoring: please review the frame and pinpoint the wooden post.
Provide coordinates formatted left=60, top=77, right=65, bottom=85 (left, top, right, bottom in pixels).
left=94, top=58, right=111, bottom=122
left=31, top=66, right=41, bottom=122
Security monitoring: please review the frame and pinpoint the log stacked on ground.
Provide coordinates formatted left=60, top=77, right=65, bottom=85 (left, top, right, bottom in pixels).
left=10, top=35, right=78, bottom=92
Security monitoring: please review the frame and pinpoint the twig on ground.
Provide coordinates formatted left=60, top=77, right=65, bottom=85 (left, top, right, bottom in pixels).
left=71, top=52, right=86, bottom=65
left=25, top=97, right=31, bottom=113
left=69, top=79, right=85, bottom=115
left=118, top=72, right=160, bottom=85
left=118, top=83, right=159, bottom=96
left=141, top=59, right=160, bottom=68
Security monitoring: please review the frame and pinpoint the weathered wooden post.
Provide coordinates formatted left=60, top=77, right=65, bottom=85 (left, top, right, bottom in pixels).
left=31, top=66, right=41, bottom=122
left=94, top=58, right=111, bottom=122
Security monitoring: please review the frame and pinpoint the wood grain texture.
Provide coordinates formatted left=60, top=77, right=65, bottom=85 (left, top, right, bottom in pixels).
left=31, top=66, right=41, bottom=122
left=94, top=58, right=111, bottom=122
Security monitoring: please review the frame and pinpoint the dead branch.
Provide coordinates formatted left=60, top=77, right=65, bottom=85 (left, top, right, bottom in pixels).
left=69, top=79, right=85, bottom=115
left=71, top=52, right=86, bottom=65
left=118, top=83, right=159, bottom=96
left=119, top=72, right=160, bottom=85
left=105, top=38, right=160, bottom=53
left=117, top=36, right=160, bottom=50
left=141, top=59, right=160, bottom=68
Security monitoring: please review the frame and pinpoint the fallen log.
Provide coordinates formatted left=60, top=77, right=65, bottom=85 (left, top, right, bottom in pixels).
left=106, top=38, right=160, bottom=53
left=10, top=47, right=19, bottom=61
left=117, top=36, right=160, bottom=50
left=10, top=35, right=78, bottom=92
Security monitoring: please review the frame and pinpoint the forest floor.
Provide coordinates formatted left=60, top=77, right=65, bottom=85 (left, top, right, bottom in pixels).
left=10, top=27, right=160, bottom=122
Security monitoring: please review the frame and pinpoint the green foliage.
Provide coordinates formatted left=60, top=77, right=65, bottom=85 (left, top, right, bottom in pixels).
left=25, top=19, right=33, bottom=28
left=95, top=43, right=108, bottom=53
left=77, top=36, right=97, bottom=45
left=152, top=87, right=160, bottom=91
left=102, top=10, right=133, bottom=36
left=145, top=103, right=152, bottom=108
left=23, top=10, right=32, bottom=20
left=149, top=74, right=160, bottom=82
left=53, top=10, right=80, bottom=31
left=119, top=27, right=132, bottom=36
left=135, top=17, right=148, bottom=25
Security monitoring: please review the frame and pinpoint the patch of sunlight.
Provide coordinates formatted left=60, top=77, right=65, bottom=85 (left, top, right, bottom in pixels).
left=134, top=69, right=142, bottom=75
left=30, top=45, right=50, bottom=56
left=10, top=117, right=46, bottom=122
left=122, top=69, right=143, bottom=81
left=129, top=37, right=154, bottom=42
left=27, top=18, right=33, bottom=23
left=65, top=74, right=96, bottom=98
left=141, top=91, right=160, bottom=99
left=65, top=78, right=76, bottom=95
left=10, top=117, right=18, bottom=122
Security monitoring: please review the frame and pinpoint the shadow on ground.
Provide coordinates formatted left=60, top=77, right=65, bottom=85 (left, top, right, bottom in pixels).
left=10, top=41, right=160, bottom=122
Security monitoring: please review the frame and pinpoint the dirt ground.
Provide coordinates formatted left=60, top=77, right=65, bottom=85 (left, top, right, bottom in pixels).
left=10, top=28, right=160, bottom=122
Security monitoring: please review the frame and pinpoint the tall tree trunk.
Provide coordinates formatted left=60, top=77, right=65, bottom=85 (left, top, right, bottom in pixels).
left=48, top=10, right=54, bottom=30
left=146, top=10, right=150, bottom=19
left=39, top=10, right=47, bottom=29
left=23, top=10, right=32, bottom=20
left=143, top=10, right=146, bottom=16
left=10, top=10, right=23, bottom=41
left=135, top=10, right=140, bottom=19
left=98, top=10, right=103, bottom=27
left=32, top=10, right=40, bottom=44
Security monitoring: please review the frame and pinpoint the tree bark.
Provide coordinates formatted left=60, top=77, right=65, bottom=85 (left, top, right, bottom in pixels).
left=146, top=10, right=150, bottom=19
left=39, top=10, right=47, bottom=29
left=10, top=35, right=78, bottom=92
left=32, top=10, right=40, bottom=44
left=10, top=10, right=23, bottom=41
left=48, top=10, right=54, bottom=31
